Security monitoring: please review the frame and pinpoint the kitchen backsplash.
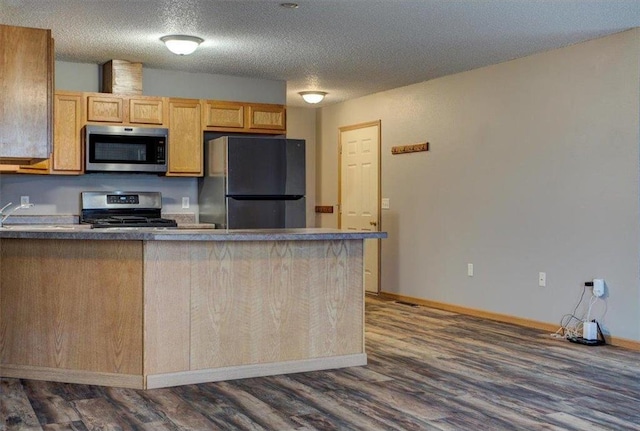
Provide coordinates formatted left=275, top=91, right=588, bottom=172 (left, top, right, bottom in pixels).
left=0, top=173, right=198, bottom=220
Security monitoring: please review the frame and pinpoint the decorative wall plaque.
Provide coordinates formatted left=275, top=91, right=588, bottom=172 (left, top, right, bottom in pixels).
left=391, top=142, right=429, bottom=155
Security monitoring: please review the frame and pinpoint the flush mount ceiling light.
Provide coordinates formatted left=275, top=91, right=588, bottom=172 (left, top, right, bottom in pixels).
left=161, top=35, right=204, bottom=55
left=299, top=91, right=327, bottom=104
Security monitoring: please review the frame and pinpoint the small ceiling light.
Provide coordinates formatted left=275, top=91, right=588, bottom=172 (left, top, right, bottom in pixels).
left=280, top=2, right=299, bottom=8
left=299, top=91, right=327, bottom=104
left=161, top=35, right=204, bottom=55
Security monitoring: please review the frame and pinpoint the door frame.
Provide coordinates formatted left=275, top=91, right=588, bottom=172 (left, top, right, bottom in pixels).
left=338, top=120, right=382, bottom=293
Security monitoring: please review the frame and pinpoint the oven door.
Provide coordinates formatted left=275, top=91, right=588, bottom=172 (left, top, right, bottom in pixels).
left=85, top=125, right=168, bottom=173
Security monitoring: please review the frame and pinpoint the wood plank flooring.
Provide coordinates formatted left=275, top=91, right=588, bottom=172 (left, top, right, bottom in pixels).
left=3, top=295, right=640, bottom=430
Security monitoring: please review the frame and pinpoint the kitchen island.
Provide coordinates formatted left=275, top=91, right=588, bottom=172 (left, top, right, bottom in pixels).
left=0, top=227, right=386, bottom=389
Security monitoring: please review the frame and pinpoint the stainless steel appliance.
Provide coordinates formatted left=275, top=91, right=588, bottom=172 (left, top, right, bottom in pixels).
left=198, top=136, right=306, bottom=229
left=85, top=125, right=168, bottom=173
left=80, top=191, right=177, bottom=228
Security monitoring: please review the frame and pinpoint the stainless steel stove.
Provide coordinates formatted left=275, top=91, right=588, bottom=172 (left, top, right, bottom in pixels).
left=81, top=191, right=178, bottom=228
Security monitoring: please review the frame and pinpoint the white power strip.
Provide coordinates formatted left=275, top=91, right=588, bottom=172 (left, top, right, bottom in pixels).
left=593, top=279, right=605, bottom=297
left=583, top=321, right=598, bottom=340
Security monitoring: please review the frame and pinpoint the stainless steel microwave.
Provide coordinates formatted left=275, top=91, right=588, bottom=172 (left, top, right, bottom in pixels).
left=85, top=125, right=168, bottom=173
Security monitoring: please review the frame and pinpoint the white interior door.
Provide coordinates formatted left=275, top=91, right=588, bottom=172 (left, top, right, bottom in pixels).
left=339, top=121, right=381, bottom=293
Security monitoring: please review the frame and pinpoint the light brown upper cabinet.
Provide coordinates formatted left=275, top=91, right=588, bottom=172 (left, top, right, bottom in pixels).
left=202, top=100, right=285, bottom=134
left=86, top=93, right=166, bottom=126
left=246, top=103, right=286, bottom=132
left=167, top=98, right=202, bottom=176
left=0, top=24, right=53, bottom=164
left=202, top=100, right=244, bottom=129
left=129, top=98, right=165, bottom=125
left=86, top=94, right=124, bottom=123
left=52, top=91, right=84, bottom=174
left=9, top=91, right=84, bottom=175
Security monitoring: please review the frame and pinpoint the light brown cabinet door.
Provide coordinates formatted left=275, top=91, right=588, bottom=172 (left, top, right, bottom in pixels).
left=8, top=91, right=83, bottom=175
left=167, top=98, right=202, bottom=176
left=86, top=95, right=124, bottom=123
left=86, top=93, right=165, bottom=126
left=202, top=101, right=244, bottom=128
left=0, top=24, right=52, bottom=163
left=202, top=100, right=286, bottom=134
left=129, top=98, right=164, bottom=125
left=52, top=91, right=83, bottom=173
left=247, top=103, right=286, bottom=131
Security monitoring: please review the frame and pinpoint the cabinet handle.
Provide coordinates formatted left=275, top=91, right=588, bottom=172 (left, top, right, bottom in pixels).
left=369, top=221, right=377, bottom=226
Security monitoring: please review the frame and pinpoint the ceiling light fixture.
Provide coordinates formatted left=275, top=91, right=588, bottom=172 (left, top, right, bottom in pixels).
left=299, top=91, right=327, bottom=104
left=280, top=2, right=299, bottom=8
left=161, top=35, right=204, bottom=55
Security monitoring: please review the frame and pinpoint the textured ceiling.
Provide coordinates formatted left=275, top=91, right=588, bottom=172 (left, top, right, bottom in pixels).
left=2, top=0, right=640, bottom=107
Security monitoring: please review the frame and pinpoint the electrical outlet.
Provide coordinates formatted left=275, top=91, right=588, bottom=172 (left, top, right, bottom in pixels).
left=467, top=263, right=473, bottom=277
left=182, top=197, right=189, bottom=209
left=538, top=272, right=546, bottom=287
left=20, top=196, right=29, bottom=205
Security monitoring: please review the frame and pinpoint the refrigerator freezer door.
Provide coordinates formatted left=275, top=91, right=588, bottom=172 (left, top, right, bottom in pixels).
left=225, top=137, right=305, bottom=196
left=226, top=197, right=306, bottom=229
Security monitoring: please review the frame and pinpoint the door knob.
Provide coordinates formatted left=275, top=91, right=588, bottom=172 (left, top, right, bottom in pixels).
left=369, top=221, right=377, bottom=226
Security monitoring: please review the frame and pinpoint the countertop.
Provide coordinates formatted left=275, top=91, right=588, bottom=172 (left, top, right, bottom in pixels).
left=0, top=225, right=388, bottom=241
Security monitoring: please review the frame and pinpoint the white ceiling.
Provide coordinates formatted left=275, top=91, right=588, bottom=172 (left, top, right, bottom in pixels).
left=2, top=0, right=640, bottom=107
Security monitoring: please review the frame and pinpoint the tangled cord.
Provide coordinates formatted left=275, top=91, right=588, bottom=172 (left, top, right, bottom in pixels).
left=552, top=285, right=605, bottom=339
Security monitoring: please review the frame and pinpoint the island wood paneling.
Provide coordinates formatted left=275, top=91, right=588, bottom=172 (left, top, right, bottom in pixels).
left=190, top=240, right=363, bottom=369
left=144, top=240, right=364, bottom=378
left=143, top=241, right=191, bottom=375
left=1, top=237, right=366, bottom=389
left=0, top=239, right=143, bottom=376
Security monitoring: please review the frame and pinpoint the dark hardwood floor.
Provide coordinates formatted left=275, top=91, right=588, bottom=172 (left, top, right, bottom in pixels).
left=3, top=296, right=640, bottom=430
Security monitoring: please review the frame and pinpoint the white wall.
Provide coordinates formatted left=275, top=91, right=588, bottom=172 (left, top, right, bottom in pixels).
left=317, top=30, right=640, bottom=342
left=286, top=106, right=317, bottom=227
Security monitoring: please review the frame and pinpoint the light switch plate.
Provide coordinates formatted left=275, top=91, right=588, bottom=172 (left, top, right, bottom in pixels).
left=381, top=198, right=390, bottom=209
left=182, top=197, right=189, bottom=209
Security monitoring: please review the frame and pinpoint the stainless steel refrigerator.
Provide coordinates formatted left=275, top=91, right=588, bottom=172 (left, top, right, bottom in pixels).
left=198, top=136, right=306, bottom=229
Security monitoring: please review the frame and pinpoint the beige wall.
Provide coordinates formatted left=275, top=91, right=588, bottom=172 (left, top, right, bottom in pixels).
left=286, top=106, right=317, bottom=227
left=317, top=30, right=640, bottom=341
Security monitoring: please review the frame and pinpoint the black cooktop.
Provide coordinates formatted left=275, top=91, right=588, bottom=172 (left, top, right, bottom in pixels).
left=87, top=215, right=178, bottom=229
